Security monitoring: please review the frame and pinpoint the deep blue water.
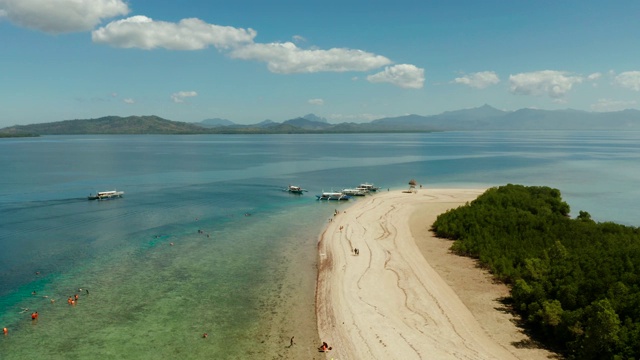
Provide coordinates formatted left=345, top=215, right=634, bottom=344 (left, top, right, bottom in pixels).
left=1, top=131, right=639, bottom=358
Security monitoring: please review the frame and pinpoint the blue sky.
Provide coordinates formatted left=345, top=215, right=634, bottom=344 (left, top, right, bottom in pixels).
left=1, top=0, right=640, bottom=127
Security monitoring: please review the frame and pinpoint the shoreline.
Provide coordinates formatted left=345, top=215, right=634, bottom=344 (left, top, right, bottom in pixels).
left=315, top=189, right=557, bottom=359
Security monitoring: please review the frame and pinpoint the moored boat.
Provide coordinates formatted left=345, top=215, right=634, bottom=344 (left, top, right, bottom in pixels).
left=88, top=190, right=124, bottom=200
left=341, top=188, right=367, bottom=196
left=286, top=185, right=306, bottom=194
left=357, top=183, right=379, bottom=192
left=316, top=192, right=351, bottom=201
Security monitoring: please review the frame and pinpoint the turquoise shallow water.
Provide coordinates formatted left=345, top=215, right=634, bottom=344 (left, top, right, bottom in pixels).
left=1, top=131, right=640, bottom=358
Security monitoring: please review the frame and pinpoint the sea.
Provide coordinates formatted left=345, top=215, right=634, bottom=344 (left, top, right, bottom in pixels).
left=1, top=131, right=639, bottom=359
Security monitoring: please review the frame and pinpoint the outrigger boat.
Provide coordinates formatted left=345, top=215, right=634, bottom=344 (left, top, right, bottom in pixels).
left=357, top=183, right=380, bottom=192
left=316, top=192, right=351, bottom=201
left=286, top=185, right=307, bottom=194
left=341, top=188, right=367, bottom=196
left=88, top=190, right=124, bottom=200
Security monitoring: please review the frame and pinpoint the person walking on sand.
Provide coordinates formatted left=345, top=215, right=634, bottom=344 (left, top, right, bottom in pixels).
left=290, top=336, right=295, bottom=347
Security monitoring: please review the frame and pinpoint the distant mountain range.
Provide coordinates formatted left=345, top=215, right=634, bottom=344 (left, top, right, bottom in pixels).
left=3, top=105, right=640, bottom=135
left=370, top=105, right=640, bottom=131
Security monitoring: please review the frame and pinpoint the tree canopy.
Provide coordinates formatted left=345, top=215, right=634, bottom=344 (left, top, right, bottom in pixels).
left=432, top=184, right=640, bottom=359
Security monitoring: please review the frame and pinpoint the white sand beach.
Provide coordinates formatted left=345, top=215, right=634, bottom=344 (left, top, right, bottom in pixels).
left=316, top=189, right=556, bottom=360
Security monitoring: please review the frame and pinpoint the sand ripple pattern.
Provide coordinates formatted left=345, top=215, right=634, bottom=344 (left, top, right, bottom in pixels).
left=316, top=189, right=519, bottom=360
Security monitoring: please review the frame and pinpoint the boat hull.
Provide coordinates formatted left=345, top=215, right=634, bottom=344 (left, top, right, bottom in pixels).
left=88, top=190, right=124, bottom=200
left=316, top=193, right=351, bottom=201
left=286, top=185, right=306, bottom=194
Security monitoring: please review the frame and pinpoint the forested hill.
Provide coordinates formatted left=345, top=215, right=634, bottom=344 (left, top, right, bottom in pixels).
left=0, top=115, right=209, bottom=135
left=4, top=105, right=640, bottom=135
left=432, top=184, right=640, bottom=359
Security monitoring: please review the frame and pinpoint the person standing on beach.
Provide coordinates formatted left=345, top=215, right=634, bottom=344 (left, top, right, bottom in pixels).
left=290, top=336, right=295, bottom=347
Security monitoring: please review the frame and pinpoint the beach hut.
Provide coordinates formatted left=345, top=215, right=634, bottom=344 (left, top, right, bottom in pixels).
left=408, top=179, right=418, bottom=193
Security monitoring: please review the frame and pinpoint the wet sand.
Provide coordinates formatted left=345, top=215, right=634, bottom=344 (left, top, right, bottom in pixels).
left=316, top=189, right=557, bottom=359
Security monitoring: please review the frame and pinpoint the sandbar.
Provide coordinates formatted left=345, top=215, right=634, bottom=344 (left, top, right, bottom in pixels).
left=316, top=189, right=556, bottom=359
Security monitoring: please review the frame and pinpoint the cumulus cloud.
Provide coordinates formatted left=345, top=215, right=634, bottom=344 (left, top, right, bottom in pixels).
left=92, top=16, right=257, bottom=50
left=587, top=72, right=602, bottom=81
left=614, top=71, right=640, bottom=91
left=509, top=70, right=583, bottom=98
left=0, top=0, right=129, bottom=33
left=587, top=72, right=602, bottom=87
left=229, top=42, right=391, bottom=74
left=308, top=98, right=324, bottom=105
left=171, top=91, right=198, bottom=103
left=123, top=98, right=135, bottom=104
left=591, top=98, right=637, bottom=112
left=453, top=71, right=500, bottom=89
left=90, top=14, right=407, bottom=81
left=366, top=64, right=425, bottom=89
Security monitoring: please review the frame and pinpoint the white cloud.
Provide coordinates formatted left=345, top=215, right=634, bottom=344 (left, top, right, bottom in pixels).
left=0, top=0, right=129, bottom=33
left=587, top=72, right=602, bottom=81
left=123, top=98, right=135, bottom=104
left=90, top=14, right=405, bottom=81
left=308, top=98, right=324, bottom=105
left=292, top=35, right=306, bottom=43
left=92, top=16, right=257, bottom=50
left=587, top=72, right=602, bottom=87
left=367, top=64, right=425, bottom=89
left=91, top=15, right=397, bottom=78
left=453, top=71, right=500, bottom=89
left=229, top=42, right=391, bottom=74
left=614, top=71, right=640, bottom=91
left=509, top=70, right=583, bottom=98
left=590, top=98, right=637, bottom=112
left=171, top=91, right=198, bottom=103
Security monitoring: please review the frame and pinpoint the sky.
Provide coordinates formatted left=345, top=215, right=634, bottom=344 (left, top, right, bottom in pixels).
left=1, top=0, right=640, bottom=127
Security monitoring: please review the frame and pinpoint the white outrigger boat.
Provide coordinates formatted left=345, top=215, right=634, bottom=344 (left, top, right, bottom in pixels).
left=341, top=188, right=367, bottom=196
left=286, top=185, right=307, bottom=194
left=316, top=191, right=351, bottom=201
left=88, top=190, right=124, bottom=200
left=356, top=183, right=379, bottom=193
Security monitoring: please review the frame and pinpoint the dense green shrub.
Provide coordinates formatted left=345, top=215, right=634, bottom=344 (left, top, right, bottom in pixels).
left=432, top=184, right=640, bottom=359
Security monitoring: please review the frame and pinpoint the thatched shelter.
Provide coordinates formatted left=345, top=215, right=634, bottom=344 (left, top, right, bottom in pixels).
left=407, top=179, right=418, bottom=193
